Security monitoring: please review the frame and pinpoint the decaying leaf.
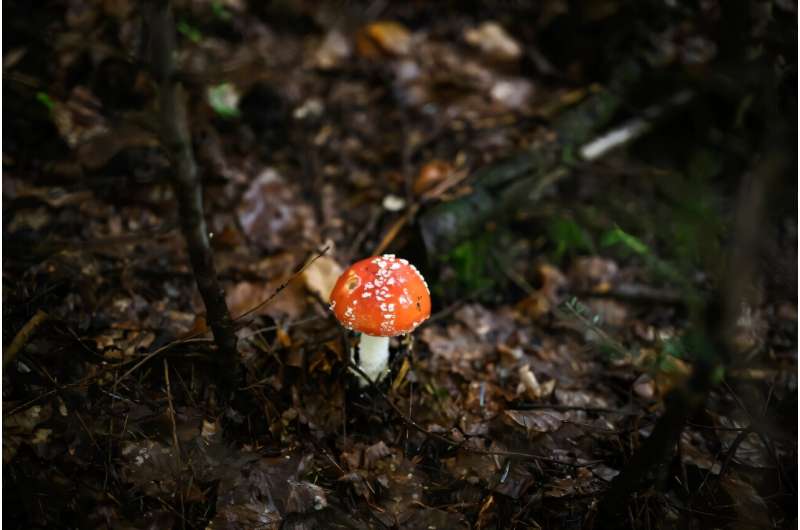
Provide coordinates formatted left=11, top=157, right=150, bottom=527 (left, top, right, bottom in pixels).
left=285, top=480, right=327, bottom=514
left=237, top=169, right=318, bottom=252
left=504, top=409, right=564, bottom=435
left=720, top=474, right=771, bottom=527
left=4, top=404, right=53, bottom=463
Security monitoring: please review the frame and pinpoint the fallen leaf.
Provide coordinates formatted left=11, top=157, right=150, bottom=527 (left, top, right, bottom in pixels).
left=490, top=78, right=534, bottom=109
left=314, top=29, right=351, bottom=69
left=237, top=169, right=317, bottom=252
left=568, top=256, right=619, bottom=293
left=633, top=373, right=655, bottom=399
left=518, top=364, right=555, bottom=400
left=364, top=441, right=392, bottom=468
left=463, top=22, right=522, bottom=61
left=226, top=279, right=307, bottom=321
left=413, top=160, right=454, bottom=197
left=285, top=480, right=327, bottom=514
left=356, top=21, right=412, bottom=58
left=720, top=474, right=771, bottom=527
left=591, top=465, right=620, bottom=482
left=504, top=409, right=564, bottom=435
left=302, top=255, right=343, bottom=302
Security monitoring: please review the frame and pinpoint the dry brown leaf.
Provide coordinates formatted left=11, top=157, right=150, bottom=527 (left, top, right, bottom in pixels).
left=364, top=441, right=392, bottom=468
left=518, top=364, right=555, bottom=400
left=504, top=409, right=564, bottom=435
left=720, top=474, right=771, bottom=527
left=314, top=29, right=351, bottom=69
left=538, top=264, right=568, bottom=303
left=356, top=21, right=412, bottom=58
left=413, top=160, right=454, bottom=197
left=463, top=22, right=522, bottom=61
left=568, top=256, right=619, bottom=293
left=302, top=255, right=343, bottom=302
left=227, top=279, right=307, bottom=321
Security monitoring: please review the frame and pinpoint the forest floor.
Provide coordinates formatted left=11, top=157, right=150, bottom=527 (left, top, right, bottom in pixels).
left=2, top=1, right=797, bottom=529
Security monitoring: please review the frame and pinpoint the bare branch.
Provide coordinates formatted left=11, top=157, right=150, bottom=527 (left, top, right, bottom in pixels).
left=146, top=0, right=239, bottom=396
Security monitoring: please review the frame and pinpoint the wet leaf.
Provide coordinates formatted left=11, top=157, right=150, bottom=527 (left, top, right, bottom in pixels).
left=504, top=409, right=564, bottom=435
left=4, top=404, right=53, bottom=463
left=285, top=480, right=327, bottom=514
left=208, top=503, right=281, bottom=530
left=119, top=440, right=180, bottom=496
left=364, top=441, right=392, bottom=468
left=720, top=474, right=771, bottom=527
left=237, top=169, right=318, bottom=252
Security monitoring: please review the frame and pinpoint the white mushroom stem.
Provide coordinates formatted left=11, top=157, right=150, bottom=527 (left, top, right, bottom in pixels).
left=353, top=334, right=390, bottom=386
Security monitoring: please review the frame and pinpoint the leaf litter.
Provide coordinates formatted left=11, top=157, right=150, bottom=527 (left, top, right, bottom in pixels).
left=2, top=1, right=796, bottom=529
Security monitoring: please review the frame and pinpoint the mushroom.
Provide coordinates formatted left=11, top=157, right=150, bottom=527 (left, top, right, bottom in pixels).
left=329, top=254, right=431, bottom=385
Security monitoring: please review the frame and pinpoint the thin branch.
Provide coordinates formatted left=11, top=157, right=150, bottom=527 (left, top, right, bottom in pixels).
left=146, top=1, right=238, bottom=395
left=3, top=309, right=49, bottom=368
left=163, top=359, right=182, bottom=469
left=232, top=246, right=330, bottom=323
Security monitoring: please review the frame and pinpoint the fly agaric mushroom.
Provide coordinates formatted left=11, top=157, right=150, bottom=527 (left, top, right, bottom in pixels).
left=330, top=254, right=431, bottom=384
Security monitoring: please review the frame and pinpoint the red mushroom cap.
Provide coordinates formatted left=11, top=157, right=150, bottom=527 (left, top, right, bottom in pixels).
left=330, top=254, right=431, bottom=336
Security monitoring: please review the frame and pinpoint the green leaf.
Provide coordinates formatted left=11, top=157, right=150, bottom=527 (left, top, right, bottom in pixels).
left=207, top=83, right=241, bottom=118
left=211, top=1, right=232, bottom=20
left=661, top=337, right=688, bottom=360
left=449, top=237, right=495, bottom=292
left=547, top=217, right=594, bottom=260
left=600, top=225, right=649, bottom=255
left=177, top=19, right=202, bottom=43
left=36, top=92, right=55, bottom=112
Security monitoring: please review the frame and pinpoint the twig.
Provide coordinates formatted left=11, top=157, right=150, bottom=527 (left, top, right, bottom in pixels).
left=509, top=403, right=639, bottom=415
left=4, top=310, right=49, bottom=368
left=372, top=205, right=419, bottom=257
left=146, top=0, right=239, bottom=395
left=112, top=337, right=209, bottom=392
left=232, top=245, right=330, bottom=323
left=579, top=91, right=693, bottom=161
left=108, top=248, right=328, bottom=393
left=577, top=283, right=684, bottom=305
left=163, top=359, right=182, bottom=469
